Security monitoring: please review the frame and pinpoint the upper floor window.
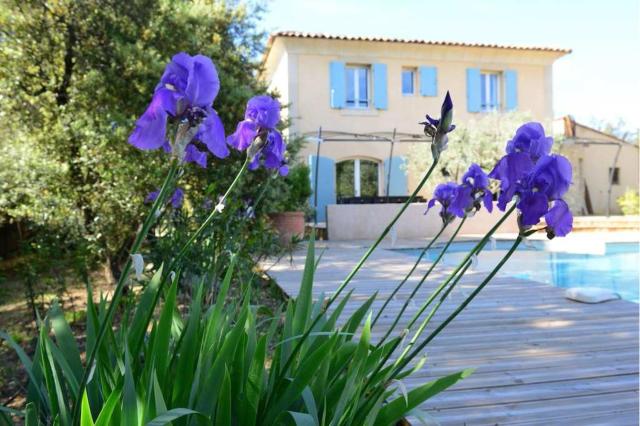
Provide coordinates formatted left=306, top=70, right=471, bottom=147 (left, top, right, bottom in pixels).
left=346, top=65, right=369, bottom=108
left=480, top=72, right=501, bottom=111
left=401, top=68, right=415, bottom=95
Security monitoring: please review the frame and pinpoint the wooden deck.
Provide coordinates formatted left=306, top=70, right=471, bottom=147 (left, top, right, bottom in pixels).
left=264, top=240, right=639, bottom=425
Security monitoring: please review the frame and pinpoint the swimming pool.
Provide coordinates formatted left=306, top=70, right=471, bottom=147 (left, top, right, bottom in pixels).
left=393, top=240, right=640, bottom=303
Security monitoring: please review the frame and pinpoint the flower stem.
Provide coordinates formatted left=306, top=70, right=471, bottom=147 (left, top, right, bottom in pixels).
left=377, top=216, right=466, bottom=344
left=327, top=159, right=439, bottom=306
left=71, top=160, right=180, bottom=425
left=364, top=206, right=515, bottom=389
left=371, top=223, right=447, bottom=328
left=130, top=156, right=250, bottom=358
left=264, top=157, right=439, bottom=413
left=391, top=235, right=523, bottom=378
left=390, top=206, right=515, bottom=370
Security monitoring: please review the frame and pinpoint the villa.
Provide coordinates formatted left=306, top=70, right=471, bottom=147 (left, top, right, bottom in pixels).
left=262, top=31, right=572, bottom=238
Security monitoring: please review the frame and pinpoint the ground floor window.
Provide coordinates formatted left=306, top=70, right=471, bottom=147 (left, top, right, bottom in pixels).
left=336, top=159, right=379, bottom=198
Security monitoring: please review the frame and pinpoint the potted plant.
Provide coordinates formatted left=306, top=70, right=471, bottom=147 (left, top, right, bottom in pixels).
left=269, top=163, right=312, bottom=245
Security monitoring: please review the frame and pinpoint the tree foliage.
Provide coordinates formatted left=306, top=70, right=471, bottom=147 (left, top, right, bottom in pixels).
left=406, top=111, right=534, bottom=194
left=0, top=0, right=297, bottom=278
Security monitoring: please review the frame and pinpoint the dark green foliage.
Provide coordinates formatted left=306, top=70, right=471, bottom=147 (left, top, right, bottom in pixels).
left=0, top=0, right=293, bottom=283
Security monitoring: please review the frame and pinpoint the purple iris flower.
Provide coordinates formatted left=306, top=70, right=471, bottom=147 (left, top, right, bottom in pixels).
left=489, top=123, right=573, bottom=237
left=506, top=122, right=553, bottom=161
left=489, top=152, right=535, bottom=210
left=420, top=91, right=455, bottom=158
left=128, top=52, right=228, bottom=162
left=145, top=188, right=184, bottom=209
left=170, top=188, right=184, bottom=209
left=227, top=95, right=288, bottom=175
left=516, top=154, right=572, bottom=226
left=426, top=182, right=460, bottom=224
left=451, top=163, right=494, bottom=216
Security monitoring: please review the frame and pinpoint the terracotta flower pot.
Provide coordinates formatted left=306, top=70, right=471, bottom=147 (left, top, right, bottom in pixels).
left=269, top=211, right=305, bottom=245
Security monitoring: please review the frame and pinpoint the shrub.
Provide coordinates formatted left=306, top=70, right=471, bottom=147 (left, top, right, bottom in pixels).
left=617, top=189, right=640, bottom=215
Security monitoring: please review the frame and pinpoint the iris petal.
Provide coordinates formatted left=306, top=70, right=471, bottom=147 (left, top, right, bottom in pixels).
left=185, top=55, right=220, bottom=107
left=128, top=88, right=176, bottom=150
left=197, top=108, right=228, bottom=159
left=545, top=199, right=573, bottom=237
left=517, top=192, right=549, bottom=226
left=227, top=120, right=258, bottom=151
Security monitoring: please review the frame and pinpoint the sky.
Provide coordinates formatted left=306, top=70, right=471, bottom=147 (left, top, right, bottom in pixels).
left=259, top=0, right=640, bottom=133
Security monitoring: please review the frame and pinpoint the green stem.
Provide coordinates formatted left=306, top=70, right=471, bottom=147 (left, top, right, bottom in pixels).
left=264, top=157, right=439, bottom=415
left=131, top=156, right=250, bottom=358
left=327, top=159, right=439, bottom=306
left=391, top=235, right=523, bottom=377
left=390, top=206, right=515, bottom=371
left=371, top=223, right=447, bottom=328
left=71, top=160, right=180, bottom=425
left=377, top=217, right=466, bottom=344
left=364, top=206, right=515, bottom=389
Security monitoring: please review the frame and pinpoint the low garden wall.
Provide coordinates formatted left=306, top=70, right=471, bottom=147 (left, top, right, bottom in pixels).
left=326, top=203, right=519, bottom=240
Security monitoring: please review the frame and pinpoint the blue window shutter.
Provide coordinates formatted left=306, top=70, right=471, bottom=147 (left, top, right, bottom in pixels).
left=466, top=68, right=482, bottom=112
left=419, top=66, right=437, bottom=96
left=372, top=63, right=388, bottom=109
left=329, top=61, right=346, bottom=109
left=383, top=156, right=408, bottom=196
left=309, top=155, right=336, bottom=223
left=504, top=70, right=518, bottom=111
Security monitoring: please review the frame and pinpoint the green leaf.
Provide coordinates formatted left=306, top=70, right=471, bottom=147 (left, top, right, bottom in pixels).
left=94, top=387, right=121, bottom=426
left=292, top=231, right=316, bottom=336
left=171, top=282, right=204, bottom=406
left=128, top=264, right=165, bottom=355
left=287, top=411, right=316, bottom=426
left=122, top=349, right=138, bottom=426
left=41, top=328, right=69, bottom=425
left=80, top=391, right=95, bottom=426
left=301, top=387, right=319, bottom=426
left=263, top=333, right=339, bottom=425
left=24, top=403, right=38, bottom=426
left=146, top=408, right=206, bottom=426
left=151, top=276, right=178, bottom=381
left=215, top=368, right=232, bottom=426
left=0, top=331, right=47, bottom=408
left=373, top=369, right=474, bottom=426
left=238, top=334, right=267, bottom=426
left=342, top=292, right=378, bottom=336
left=49, top=301, right=83, bottom=382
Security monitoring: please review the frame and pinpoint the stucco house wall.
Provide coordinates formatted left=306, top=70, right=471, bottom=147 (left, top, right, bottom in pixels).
left=262, top=32, right=570, bottom=237
left=555, top=118, right=639, bottom=215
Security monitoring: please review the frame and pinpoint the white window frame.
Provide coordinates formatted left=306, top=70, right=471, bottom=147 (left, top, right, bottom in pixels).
left=401, top=68, right=416, bottom=96
left=346, top=65, right=370, bottom=109
left=480, top=71, right=502, bottom=112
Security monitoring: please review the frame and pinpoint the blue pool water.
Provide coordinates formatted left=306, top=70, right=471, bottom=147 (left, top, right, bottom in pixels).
left=394, top=240, right=640, bottom=303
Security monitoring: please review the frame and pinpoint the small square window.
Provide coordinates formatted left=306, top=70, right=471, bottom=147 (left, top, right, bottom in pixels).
left=609, top=167, right=620, bottom=185
left=402, top=69, right=415, bottom=95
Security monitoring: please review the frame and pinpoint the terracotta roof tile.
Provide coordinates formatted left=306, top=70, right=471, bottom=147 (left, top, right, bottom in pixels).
left=268, top=31, right=572, bottom=54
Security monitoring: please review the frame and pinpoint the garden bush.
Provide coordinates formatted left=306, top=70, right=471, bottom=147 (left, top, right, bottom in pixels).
left=617, top=189, right=640, bottom=215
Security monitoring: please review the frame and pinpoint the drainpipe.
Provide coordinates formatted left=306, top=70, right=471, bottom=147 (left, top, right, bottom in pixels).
left=385, top=128, right=396, bottom=197
left=606, top=142, right=622, bottom=216
left=313, top=127, right=322, bottom=225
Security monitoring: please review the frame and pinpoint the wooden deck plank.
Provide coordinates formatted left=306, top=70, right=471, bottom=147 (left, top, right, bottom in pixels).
left=263, top=241, right=639, bottom=425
